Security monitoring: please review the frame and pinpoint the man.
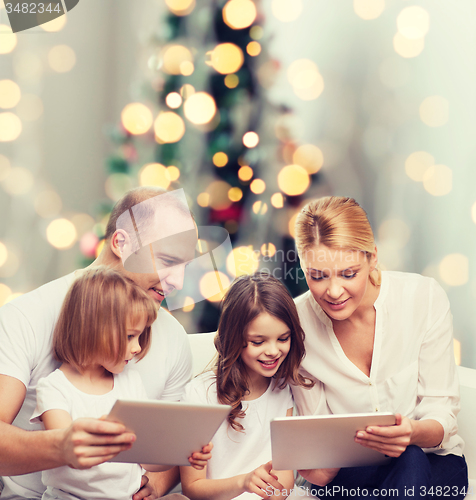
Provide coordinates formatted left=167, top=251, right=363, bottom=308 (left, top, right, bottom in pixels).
left=0, top=187, right=203, bottom=499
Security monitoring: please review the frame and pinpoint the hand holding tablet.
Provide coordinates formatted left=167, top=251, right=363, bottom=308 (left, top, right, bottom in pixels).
left=106, top=399, right=230, bottom=466
left=271, top=412, right=396, bottom=470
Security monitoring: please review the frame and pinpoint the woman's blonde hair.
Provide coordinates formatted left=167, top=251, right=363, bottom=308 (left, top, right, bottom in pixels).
left=295, top=196, right=381, bottom=286
left=53, top=266, right=157, bottom=372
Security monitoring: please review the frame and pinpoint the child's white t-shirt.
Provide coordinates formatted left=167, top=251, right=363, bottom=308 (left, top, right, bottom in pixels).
left=181, top=371, right=293, bottom=500
left=30, top=368, right=148, bottom=500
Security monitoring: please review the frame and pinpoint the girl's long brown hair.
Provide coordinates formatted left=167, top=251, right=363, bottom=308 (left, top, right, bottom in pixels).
left=215, top=272, right=313, bottom=431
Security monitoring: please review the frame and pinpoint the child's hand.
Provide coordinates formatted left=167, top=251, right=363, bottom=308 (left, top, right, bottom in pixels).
left=188, top=442, right=213, bottom=470
left=242, top=461, right=285, bottom=498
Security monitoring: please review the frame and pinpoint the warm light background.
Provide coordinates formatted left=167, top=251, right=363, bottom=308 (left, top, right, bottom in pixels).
left=0, top=0, right=475, bottom=366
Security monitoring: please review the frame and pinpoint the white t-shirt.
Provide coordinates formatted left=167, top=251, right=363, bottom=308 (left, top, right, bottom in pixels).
left=292, top=271, right=463, bottom=457
left=30, top=368, right=148, bottom=500
left=0, top=272, right=192, bottom=499
left=181, top=371, right=293, bottom=500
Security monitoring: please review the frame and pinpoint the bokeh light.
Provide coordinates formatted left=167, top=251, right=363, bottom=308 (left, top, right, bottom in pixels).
left=439, top=254, right=469, bottom=287
left=95, top=239, right=105, bottom=258
left=16, top=94, right=43, bottom=121
left=0, top=241, right=7, bottom=267
left=0, top=283, right=12, bottom=307
left=139, top=163, right=171, bottom=189
left=228, top=187, right=243, bottom=202
left=238, top=165, right=253, bottom=181
left=0, top=25, right=17, bottom=54
left=247, top=42, right=261, bottom=57
left=250, top=26, right=263, bottom=40
left=180, top=84, right=195, bottom=98
left=272, top=0, right=303, bottom=22
left=209, top=43, right=244, bottom=74
left=250, top=178, right=266, bottom=194
left=213, top=152, right=228, bottom=167
left=0, top=80, right=21, bottom=109
left=80, top=232, right=99, bottom=258
left=252, top=201, right=268, bottom=214
left=162, top=45, right=193, bottom=75
left=200, top=271, right=230, bottom=302
left=165, top=0, right=196, bottom=16
left=197, top=192, right=210, bottom=207
left=184, top=92, right=217, bottom=125
left=167, top=166, right=181, bottom=181
left=278, top=165, right=310, bottom=196
left=422, top=164, right=452, bottom=196
left=471, top=201, right=476, bottom=224
left=207, top=180, right=233, bottom=210
left=271, top=192, right=284, bottom=208
left=287, top=59, right=324, bottom=100
left=261, top=243, right=276, bottom=258
left=227, top=246, right=259, bottom=276
left=182, top=296, right=195, bottom=312
left=121, top=103, right=153, bottom=135
left=454, top=339, right=461, bottom=366
left=393, top=32, right=424, bottom=58
left=223, top=0, right=257, bottom=30
left=154, top=111, right=185, bottom=142
left=46, top=219, right=77, bottom=250
left=0, top=112, right=22, bottom=142
left=405, top=151, right=434, bottom=182
left=243, top=131, right=259, bottom=148
left=419, top=96, right=449, bottom=127
left=2, top=167, right=33, bottom=195
left=288, top=212, right=298, bottom=237
left=397, top=6, right=430, bottom=39
left=41, top=14, right=67, bottom=32
left=293, top=144, right=324, bottom=174
left=224, top=74, right=239, bottom=88
left=105, top=173, right=133, bottom=201
left=166, top=92, right=183, bottom=109
left=353, top=0, right=385, bottom=20
left=48, top=45, right=76, bottom=73
left=180, top=61, right=194, bottom=76
left=34, top=190, right=62, bottom=218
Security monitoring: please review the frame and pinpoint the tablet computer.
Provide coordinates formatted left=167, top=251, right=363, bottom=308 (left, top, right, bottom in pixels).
left=106, top=399, right=231, bottom=465
left=271, top=412, right=395, bottom=470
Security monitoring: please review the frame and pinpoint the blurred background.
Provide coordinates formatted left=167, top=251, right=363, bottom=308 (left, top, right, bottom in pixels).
left=0, top=0, right=475, bottom=366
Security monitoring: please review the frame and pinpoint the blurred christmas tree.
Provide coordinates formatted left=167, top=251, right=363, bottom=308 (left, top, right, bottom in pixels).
left=82, top=0, right=325, bottom=332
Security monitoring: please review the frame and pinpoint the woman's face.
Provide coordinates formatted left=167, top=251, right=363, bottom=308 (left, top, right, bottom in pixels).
left=301, top=244, right=377, bottom=322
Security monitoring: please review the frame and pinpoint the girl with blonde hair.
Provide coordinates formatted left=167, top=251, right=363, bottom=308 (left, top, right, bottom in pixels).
left=293, top=196, right=468, bottom=499
left=30, top=266, right=204, bottom=500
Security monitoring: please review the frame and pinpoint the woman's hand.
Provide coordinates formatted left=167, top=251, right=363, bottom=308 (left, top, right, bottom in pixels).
left=297, top=468, right=340, bottom=487
left=240, top=461, right=286, bottom=498
left=188, top=442, right=213, bottom=470
left=354, top=413, right=413, bottom=457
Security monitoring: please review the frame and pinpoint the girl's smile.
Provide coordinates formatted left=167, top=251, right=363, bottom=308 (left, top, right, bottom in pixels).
left=240, top=312, right=291, bottom=393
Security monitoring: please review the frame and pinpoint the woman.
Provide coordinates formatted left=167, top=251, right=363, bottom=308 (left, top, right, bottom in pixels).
left=292, top=196, right=468, bottom=499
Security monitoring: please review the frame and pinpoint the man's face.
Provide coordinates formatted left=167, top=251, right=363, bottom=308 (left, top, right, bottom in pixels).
left=119, top=208, right=198, bottom=305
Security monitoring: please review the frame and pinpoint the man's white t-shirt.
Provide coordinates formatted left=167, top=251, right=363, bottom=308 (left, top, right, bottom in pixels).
left=181, top=371, right=293, bottom=500
left=292, top=271, right=464, bottom=457
left=0, top=272, right=192, bottom=499
left=30, top=368, right=148, bottom=500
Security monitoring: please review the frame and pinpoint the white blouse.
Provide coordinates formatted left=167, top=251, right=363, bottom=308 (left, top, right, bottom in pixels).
left=292, top=271, right=463, bottom=457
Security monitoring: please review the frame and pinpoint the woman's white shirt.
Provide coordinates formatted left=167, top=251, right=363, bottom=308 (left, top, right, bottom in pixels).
left=293, top=271, right=463, bottom=457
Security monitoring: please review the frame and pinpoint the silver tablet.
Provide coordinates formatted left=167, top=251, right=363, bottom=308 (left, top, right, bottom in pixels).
left=106, top=399, right=231, bottom=465
left=271, top=412, right=396, bottom=470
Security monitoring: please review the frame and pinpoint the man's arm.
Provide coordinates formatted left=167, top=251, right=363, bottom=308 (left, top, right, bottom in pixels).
left=0, top=374, right=136, bottom=475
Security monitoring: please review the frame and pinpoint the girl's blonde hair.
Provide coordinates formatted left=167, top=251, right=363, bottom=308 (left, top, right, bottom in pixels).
left=295, top=196, right=381, bottom=286
left=53, top=266, right=156, bottom=372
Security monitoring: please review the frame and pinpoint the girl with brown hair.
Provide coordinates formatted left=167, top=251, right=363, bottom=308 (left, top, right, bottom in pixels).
left=180, top=272, right=314, bottom=500
left=293, top=196, right=468, bottom=499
